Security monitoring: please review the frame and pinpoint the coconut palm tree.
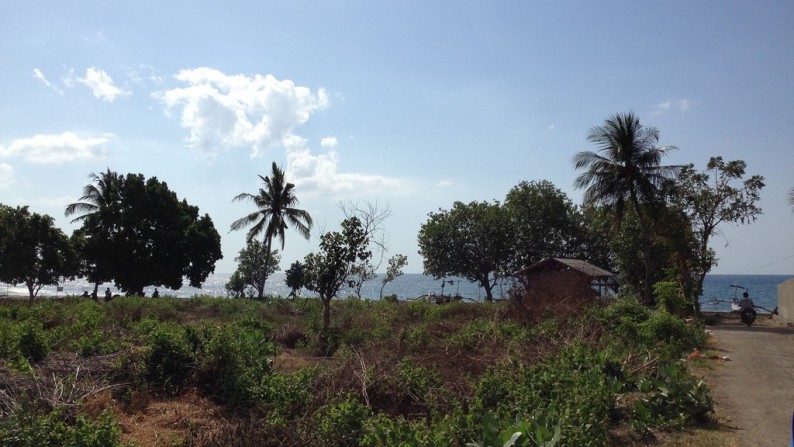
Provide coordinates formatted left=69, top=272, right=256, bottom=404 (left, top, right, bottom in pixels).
left=572, top=112, right=678, bottom=304
left=231, top=162, right=313, bottom=300
left=65, top=168, right=122, bottom=299
left=65, top=168, right=121, bottom=223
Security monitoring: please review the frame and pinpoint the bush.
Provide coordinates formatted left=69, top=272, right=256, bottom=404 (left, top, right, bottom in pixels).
left=633, top=363, right=713, bottom=430
left=474, top=343, right=618, bottom=447
left=654, top=281, right=690, bottom=316
left=196, top=321, right=276, bottom=406
left=314, top=394, right=372, bottom=447
left=144, top=321, right=195, bottom=394
left=0, top=407, right=124, bottom=447
left=639, top=311, right=705, bottom=358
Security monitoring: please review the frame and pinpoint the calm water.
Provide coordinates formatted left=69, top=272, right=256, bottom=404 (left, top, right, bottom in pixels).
left=3, top=273, right=792, bottom=313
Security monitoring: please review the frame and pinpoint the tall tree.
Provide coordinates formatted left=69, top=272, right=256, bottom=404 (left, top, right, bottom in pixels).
left=668, top=157, right=765, bottom=308
left=303, top=217, right=371, bottom=335
left=418, top=201, right=513, bottom=302
left=572, top=112, right=678, bottom=304
left=0, top=205, right=77, bottom=300
left=225, top=239, right=280, bottom=299
left=64, top=169, right=123, bottom=298
left=231, top=162, right=313, bottom=300
left=67, top=173, right=222, bottom=295
left=504, top=180, right=584, bottom=272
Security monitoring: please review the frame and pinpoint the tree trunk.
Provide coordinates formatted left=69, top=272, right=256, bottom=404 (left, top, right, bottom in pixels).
left=92, top=281, right=99, bottom=302
left=632, top=195, right=655, bottom=305
left=258, top=237, right=273, bottom=301
left=481, top=275, right=494, bottom=302
left=322, top=296, right=331, bottom=332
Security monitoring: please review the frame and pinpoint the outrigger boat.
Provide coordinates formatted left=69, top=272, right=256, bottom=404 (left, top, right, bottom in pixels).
left=729, top=284, right=746, bottom=312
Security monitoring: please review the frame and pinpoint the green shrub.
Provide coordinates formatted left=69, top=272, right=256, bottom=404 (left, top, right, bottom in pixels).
left=400, top=325, right=430, bottom=351
left=144, top=321, right=195, bottom=393
left=473, top=343, right=618, bottom=447
left=314, top=394, right=372, bottom=447
left=196, top=321, right=276, bottom=406
left=654, top=281, right=690, bottom=316
left=18, top=320, right=49, bottom=362
left=639, top=311, right=705, bottom=358
left=0, top=407, right=125, bottom=447
left=632, top=363, right=713, bottom=430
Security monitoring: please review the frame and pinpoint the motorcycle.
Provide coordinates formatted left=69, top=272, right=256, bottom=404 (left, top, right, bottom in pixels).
left=741, top=307, right=757, bottom=327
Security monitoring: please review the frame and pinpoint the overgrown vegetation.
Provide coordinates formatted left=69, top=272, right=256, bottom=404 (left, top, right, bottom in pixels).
left=0, top=294, right=714, bottom=446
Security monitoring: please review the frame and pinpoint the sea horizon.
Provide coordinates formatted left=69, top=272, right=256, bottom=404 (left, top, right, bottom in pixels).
left=3, top=273, right=792, bottom=313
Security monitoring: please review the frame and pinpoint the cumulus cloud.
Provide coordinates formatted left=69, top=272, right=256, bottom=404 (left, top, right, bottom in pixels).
left=32, top=68, right=64, bottom=95
left=286, top=148, right=413, bottom=196
left=0, top=163, right=13, bottom=189
left=0, top=132, right=112, bottom=163
left=155, top=67, right=329, bottom=159
left=67, top=67, right=130, bottom=102
left=320, top=136, right=338, bottom=148
left=653, top=98, right=691, bottom=114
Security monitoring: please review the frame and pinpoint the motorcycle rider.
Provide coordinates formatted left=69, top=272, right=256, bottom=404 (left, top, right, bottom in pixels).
left=739, top=291, right=756, bottom=322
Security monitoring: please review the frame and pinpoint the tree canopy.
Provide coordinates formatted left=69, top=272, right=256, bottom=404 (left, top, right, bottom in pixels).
left=504, top=180, right=584, bottom=272
left=66, top=172, right=222, bottom=295
left=226, top=239, right=280, bottom=299
left=666, top=157, right=765, bottom=307
left=0, top=205, right=77, bottom=300
left=418, top=200, right=513, bottom=302
left=303, top=217, right=371, bottom=332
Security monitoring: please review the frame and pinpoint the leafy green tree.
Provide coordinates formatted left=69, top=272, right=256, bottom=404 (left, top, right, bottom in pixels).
left=303, top=217, right=371, bottom=332
left=67, top=173, right=222, bottom=295
left=225, top=270, right=249, bottom=298
left=226, top=239, right=280, bottom=299
left=609, top=204, right=698, bottom=304
left=380, top=254, right=408, bottom=299
left=572, top=112, right=678, bottom=304
left=231, top=162, right=313, bottom=300
left=0, top=205, right=77, bottom=300
left=418, top=201, right=513, bottom=302
left=667, top=157, right=765, bottom=307
left=578, top=205, right=617, bottom=273
left=65, top=169, right=123, bottom=298
left=285, top=261, right=306, bottom=298
left=504, top=180, right=584, bottom=272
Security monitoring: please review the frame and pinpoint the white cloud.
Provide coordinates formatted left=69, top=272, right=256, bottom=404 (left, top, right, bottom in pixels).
left=0, top=163, right=13, bottom=189
left=287, top=148, right=414, bottom=196
left=155, top=67, right=329, bottom=159
left=32, top=68, right=64, bottom=95
left=71, top=67, right=130, bottom=102
left=0, top=132, right=112, bottom=163
left=653, top=98, right=691, bottom=115
left=436, top=180, right=453, bottom=187
left=320, top=136, right=338, bottom=148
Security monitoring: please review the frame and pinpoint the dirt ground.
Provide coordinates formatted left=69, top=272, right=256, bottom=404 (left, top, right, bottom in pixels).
left=708, top=313, right=794, bottom=447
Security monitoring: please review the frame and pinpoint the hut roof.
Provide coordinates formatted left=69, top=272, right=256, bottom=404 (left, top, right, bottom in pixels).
left=515, top=258, right=615, bottom=279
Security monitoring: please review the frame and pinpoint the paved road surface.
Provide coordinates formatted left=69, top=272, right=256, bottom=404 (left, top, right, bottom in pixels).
left=711, top=320, right=794, bottom=446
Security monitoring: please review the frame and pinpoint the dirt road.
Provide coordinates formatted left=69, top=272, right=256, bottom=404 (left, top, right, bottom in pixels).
left=710, top=317, right=794, bottom=446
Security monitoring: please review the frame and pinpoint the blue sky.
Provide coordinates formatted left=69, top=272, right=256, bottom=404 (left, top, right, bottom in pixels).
left=1, top=1, right=793, bottom=276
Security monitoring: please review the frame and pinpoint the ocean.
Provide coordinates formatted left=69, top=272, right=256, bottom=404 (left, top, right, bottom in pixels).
left=2, top=273, right=791, bottom=313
